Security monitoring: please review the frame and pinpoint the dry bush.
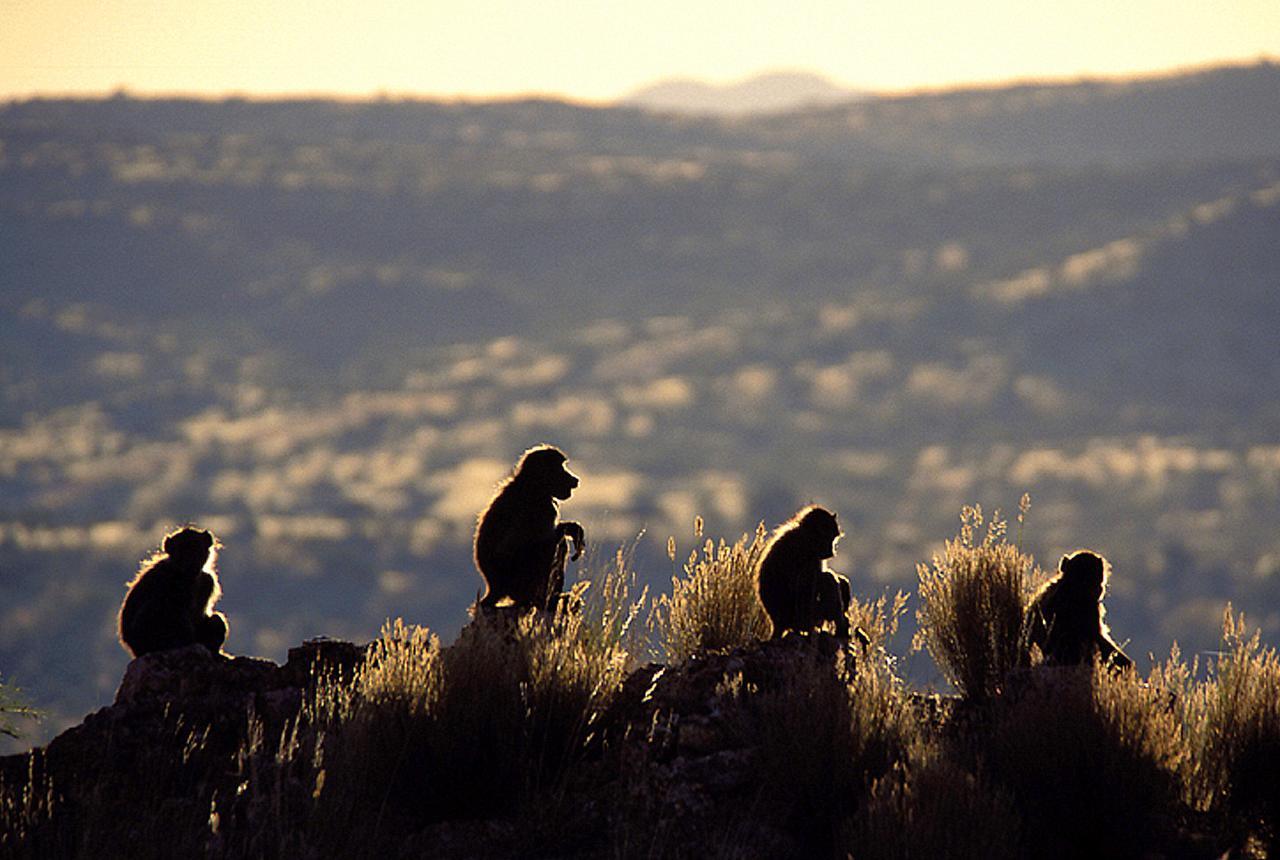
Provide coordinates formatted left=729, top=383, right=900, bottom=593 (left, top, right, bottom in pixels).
left=320, top=550, right=647, bottom=834
left=725, top=599, right=917, bottom=857
left=0, top=679, right=38, bottom=741
left=847, top=755, right=1024, bottom=860
left=979, top=662, right=1188, bottom=858
left=914, top=503, right=1036, bottom=702
left=1195, top=608, right=1280, bottom=845
left=306, top=619, right=445, bottom=843
left=656, top=519, right=771, bottom=662
left=0, top=713, right=246, bottom=859
left=851, top=591, right=910, bottom=660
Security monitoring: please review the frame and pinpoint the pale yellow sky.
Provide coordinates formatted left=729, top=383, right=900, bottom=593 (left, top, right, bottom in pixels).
left=2, top=0, right=1278, bottom=101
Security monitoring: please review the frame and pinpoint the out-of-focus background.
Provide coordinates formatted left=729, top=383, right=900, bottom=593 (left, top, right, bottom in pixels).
left=3, top=1, right=1280, bottom=751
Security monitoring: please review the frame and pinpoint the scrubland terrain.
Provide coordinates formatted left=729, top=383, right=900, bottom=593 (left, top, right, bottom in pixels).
left=4, top=512, right=1280, bottom=858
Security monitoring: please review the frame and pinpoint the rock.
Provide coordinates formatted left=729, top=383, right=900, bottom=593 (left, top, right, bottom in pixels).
left=114, top=644, right=278, bottom=707
left=2, top=638, right=369, bottom=786
left=601, top=632, right=862, bottom=856
left=281, top=637, right=368, bottom=689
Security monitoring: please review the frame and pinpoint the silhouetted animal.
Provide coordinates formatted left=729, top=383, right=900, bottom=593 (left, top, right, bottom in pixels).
left=1027, top=550, right=1132, bottom=669
left=756, top=505, right=853, bottom=640
left=474, top=445, right=585, bottom=612
left=118, top=526, right=229, bottom=658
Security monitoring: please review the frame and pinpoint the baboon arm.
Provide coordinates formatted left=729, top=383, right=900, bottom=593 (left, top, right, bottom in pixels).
left=556, top=521, right=585, bottom=560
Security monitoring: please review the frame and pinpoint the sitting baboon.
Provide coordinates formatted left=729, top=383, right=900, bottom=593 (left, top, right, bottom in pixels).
left=118, top=526, right=229, bottom=658
left=756, top=505, right=853, bottom=640
left=474, top=444, right=586, bottom=612
left=1027, top=549, right=1132, bottom=670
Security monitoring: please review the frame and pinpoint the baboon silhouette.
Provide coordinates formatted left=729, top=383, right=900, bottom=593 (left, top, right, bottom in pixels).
left=756, top=505, right=853, bottom=640
left=473, top=444, right=585, bottom=612
left=118, top=526, right=229, bottom=658
left=1027, top=550, right=1132, bottom=670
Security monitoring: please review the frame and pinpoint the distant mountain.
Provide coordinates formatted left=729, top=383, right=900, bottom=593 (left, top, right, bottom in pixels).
left=623, top=70, right=867, bottom=115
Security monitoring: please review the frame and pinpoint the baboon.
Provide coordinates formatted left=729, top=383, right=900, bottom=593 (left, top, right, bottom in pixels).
left=474, top=444, right=586, bottom=612
left=118, top=526, right=229, bottom=658
left=756, top=505, right=853, bottom=640
left=1027, top=549, right=1132, bottom=669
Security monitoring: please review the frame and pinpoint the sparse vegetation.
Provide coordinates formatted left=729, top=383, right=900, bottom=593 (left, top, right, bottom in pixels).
left=6, top=508, right=1280, bottom=857
left=1194, top=608, right=1280, bottom=850
left=727, top=595, right=916, bottom=856
left=0, top=679, right=38, bottom=740
left=848, top=756, right=1025, bottom=860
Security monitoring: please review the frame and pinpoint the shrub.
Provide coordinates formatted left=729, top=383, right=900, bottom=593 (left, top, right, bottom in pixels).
left=655, top=519, right=771, bottom=662
left=1196, top=608, right=1280, bottom=846
left=847, top=755, right=1024, bottom=860
left=725, top=597, right=917, bottom=856
left=979, top=662, right=1188, bottom=859
left=317, top=548, right=647, bottom=838
left=0, top=678, right=38, bottom=740
left=914, top=503, right=1036, bottom=702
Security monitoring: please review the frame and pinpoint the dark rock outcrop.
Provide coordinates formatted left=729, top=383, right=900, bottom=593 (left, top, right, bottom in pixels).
left=0, top=639, right=367, bottom=830
left=2, top=632, right=868, bottom=858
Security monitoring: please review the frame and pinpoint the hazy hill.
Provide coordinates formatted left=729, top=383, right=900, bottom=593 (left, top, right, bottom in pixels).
left=1, top=61, right=1279, bottom=752
left=743, top=61, right=1280, bottom=165
left=623, top=70, right=866, bottom=115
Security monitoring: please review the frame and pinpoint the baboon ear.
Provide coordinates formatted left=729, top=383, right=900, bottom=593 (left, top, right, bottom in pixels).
left=1059, top=554, right=1070, bottom=572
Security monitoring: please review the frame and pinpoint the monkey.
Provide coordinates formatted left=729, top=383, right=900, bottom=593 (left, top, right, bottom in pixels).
left=1026, top=549, right=1132, bottom=670
left=118, top=526, right=229, bottom=658
left=473, top=444, right=586, bottom=613
left=755, top=505, right=856, bottom=641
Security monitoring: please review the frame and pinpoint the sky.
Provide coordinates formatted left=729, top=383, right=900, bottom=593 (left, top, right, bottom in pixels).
left=3, top=0, right=1279, bottom=102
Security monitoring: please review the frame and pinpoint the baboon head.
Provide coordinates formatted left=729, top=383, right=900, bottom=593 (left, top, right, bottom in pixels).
left=517, top=445, right=579, bottom=501
left=1059, top=550, right=1107, bottom=602
left=797, top=505, right=841, bottom=560
left=162, top=526, right=216, bottom=566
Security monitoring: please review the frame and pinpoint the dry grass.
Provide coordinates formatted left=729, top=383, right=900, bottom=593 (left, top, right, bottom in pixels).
left=0, top=679, right=39, bottom=741
left=655, top=519, right=772, bottom=662
left=317, top=548, right=648, bottom=837
left=914, top=503, right=1036, bottom=702
left=12, top=514, right=1280, bottom=856
left=847, top=755, right=1024, bottom=860
left=975, top=662, right=1189, bottom=858
left=722, top=596, right=918, bottom=856
left=1192, top=608, right=1280, bottom=847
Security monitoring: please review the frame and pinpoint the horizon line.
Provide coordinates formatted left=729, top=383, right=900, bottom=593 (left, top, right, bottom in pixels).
left=2, top=54, right=1274, bottom=108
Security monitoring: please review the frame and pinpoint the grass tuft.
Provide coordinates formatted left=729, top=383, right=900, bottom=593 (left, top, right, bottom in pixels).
left=977, top=662, right=1188, bottom=858
left=848, top=755, right=1024, bottom=860
left=1194, top=608, right=1280, bottom=847
left=914, top=504, right=1035, bottom=702
left=656, top=522, right=772, bottom=662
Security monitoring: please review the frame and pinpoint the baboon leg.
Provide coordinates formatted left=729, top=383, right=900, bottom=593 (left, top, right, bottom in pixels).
left=545, top=540, right=569, bottom=612
left=818, top=574, right=852, bottom=639
left=197, top=612, right=228, bottom=653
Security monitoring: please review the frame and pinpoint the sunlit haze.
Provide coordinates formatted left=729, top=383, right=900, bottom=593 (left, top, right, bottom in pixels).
left=3, top=0, right=1279, bottom=100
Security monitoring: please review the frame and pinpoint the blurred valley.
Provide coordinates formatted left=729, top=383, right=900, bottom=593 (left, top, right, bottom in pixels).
left=3, top=61, right=1280, bottom=749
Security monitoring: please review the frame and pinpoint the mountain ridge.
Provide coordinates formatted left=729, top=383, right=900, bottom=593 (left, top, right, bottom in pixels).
left=622, top=70, right=867, bottom=115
